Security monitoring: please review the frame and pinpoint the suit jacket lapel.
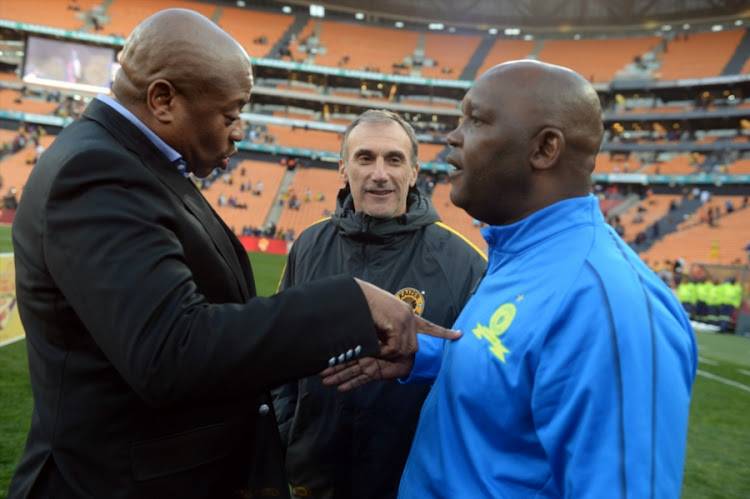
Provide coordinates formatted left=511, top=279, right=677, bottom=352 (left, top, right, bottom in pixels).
left=82, top=100, right=252, bottom=301
left=159, top=173, right=252, bottom=301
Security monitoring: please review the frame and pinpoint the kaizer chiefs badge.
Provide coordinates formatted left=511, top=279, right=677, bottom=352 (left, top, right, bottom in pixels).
left=395, top=287, right=425, bottom=316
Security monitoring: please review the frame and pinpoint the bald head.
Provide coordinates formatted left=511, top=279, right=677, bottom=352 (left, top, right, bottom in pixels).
left=112, top=8, right=252, bottom=105
left=483, top=60, right=603, bottom=173
left=109, top=9, right=253, bottom=178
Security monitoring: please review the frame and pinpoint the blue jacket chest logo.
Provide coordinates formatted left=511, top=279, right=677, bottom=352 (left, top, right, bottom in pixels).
left=472, top=303, right=516, bottom=362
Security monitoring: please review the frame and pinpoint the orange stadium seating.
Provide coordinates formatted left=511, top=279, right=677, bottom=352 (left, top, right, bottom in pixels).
left=418, top=143, right=447, bottom=163
left=594, top=154, right=641, bottom=174
left=614, top=104, right=691, bottom=114
left=679, top=194, right=747, bottom=227
left=400, top=99, right=457, bottom=108
left=420, top=33, right=482, bottom=79
left=312, top=21, right=419, bottom=73
left=641, top=196, right=750, bottom=267
left=265, top=125, right=342, bottom=152
left=275, top=167, right=341, bottom=236
left=288, top=18, right=316, bottom=62
left=272, top=110, right=317, bottom=121
left=656, top=29, right=745, bottom=80
left=1, top=0, right=93, bottom=31
left=201, top=160, right=286, bottom=233
left=536, top=36, right=661, bottom=83
left=0, top=129, right=19, bottom=147
left=0, top=90, right=60, bottom=116
left=730, top=158, right=750, bottom=174
left=101, top=0, right=216, bottom=38
left=217, top=7, right=295, bottom=58
left=475, top=39, right=536, bottom=77
left=641, top=155, right=697, bottom=175
left=618, top=194, right=683, bottom=242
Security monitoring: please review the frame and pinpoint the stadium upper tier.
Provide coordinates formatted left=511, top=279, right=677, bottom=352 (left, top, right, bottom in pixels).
left=1, top=0, right=749, bottom=82
left=2, top=1, right=750, bottom=183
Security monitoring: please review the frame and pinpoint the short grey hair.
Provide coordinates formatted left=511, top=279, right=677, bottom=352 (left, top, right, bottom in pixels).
left=340, top=109, right=419, bottom=166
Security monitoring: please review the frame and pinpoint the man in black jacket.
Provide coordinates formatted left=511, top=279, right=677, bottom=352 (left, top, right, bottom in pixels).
left=8, top=11, right=458, bottom=499
left=272, top=110, right=487, bottom=499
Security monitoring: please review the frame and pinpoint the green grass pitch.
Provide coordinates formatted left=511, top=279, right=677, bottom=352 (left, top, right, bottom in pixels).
left=0, top=222, right=748, bottom=496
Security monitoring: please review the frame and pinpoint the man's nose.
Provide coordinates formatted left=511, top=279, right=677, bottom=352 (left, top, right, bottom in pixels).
left=446, top=128, right=461, bottom=147
left=230, top=123, right=243, bottom=141
left=372, top=157, right=387, bottom=180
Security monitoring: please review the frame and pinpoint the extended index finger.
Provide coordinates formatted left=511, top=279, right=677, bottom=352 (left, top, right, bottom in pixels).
left=414, top=315, right=462, bottom=340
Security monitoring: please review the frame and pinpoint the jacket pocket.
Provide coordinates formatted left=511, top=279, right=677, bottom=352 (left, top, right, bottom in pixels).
left=130, top=423, right=230, bottom=481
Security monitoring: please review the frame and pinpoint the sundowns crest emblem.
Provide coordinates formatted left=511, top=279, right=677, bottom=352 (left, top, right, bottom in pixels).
left=473, top=303, right=516, bottom=362
left=396, top=287, right=425, bottom=316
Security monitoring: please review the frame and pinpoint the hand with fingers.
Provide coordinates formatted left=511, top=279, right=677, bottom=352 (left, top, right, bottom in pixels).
left=320, top=355, right=413, bottom=392
left=354, top=278, right=461, bottom=357
left=320, top=278, right=462, bottom=391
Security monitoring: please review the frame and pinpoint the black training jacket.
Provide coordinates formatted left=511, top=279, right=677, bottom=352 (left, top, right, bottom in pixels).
left=272, top=187, right=487, bottom=499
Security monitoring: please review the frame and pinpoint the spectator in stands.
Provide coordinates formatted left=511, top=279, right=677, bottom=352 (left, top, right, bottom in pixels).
left=610, top=215, right=625, bottom=237
left=8, top=10, right=459, bottom=499
left=321, top=60, right=697, bottom=498
left=651, top=220, right=661, bottom=239
left=272, top=109, right=487, bottom=499
left=725, top=199, right=734, bottom=214
left=673, top=257, right=686, bottom=286
left=3, top=188, right=18, bottom=210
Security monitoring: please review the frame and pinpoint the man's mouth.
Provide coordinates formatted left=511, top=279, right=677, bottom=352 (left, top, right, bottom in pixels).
left=220, top=150, right=237, bottom=169
left=368, top=189, right=393, bottom=196
left=446, top=156, right=461, bottom=170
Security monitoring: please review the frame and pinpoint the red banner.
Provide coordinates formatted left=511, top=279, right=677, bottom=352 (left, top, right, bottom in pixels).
left=0, top=209, right=16, bottom=225
left=238, top=235, right=289, bottom=255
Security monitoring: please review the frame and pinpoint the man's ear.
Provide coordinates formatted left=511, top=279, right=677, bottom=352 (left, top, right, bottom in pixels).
left=338, top=158, right=349, bottom=185
left=146, top=79, right=178, bottom=124
left=530, top=127, right=564, bottom=171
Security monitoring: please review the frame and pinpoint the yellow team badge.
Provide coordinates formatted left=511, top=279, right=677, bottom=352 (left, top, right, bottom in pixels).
left=396, top=287, right=425, bottom=316
left=473, top=303, right=516, bottom=362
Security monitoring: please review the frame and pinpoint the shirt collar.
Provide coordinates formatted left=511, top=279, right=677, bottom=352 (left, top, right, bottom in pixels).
left=95, top=94, right=191, bottom=178
left=481, top=194, right=602, bottom=255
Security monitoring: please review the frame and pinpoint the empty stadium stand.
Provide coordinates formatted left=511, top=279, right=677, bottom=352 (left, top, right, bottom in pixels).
left=101, top=0, right=216, bottom=37
left=420, top=33, right=482, bottom=79
left=536, top=36, right=662, bottom=83
left=656, top=29, right=746, bottom=80
left=217, top=6, right=295, bottom=58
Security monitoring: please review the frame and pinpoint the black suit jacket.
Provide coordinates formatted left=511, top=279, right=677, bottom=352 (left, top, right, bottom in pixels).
left=9, top=99, right=379, bottom=499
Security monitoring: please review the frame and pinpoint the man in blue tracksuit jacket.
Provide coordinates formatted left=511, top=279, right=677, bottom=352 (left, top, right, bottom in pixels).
left=322, top=60, right=697, bottom=499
